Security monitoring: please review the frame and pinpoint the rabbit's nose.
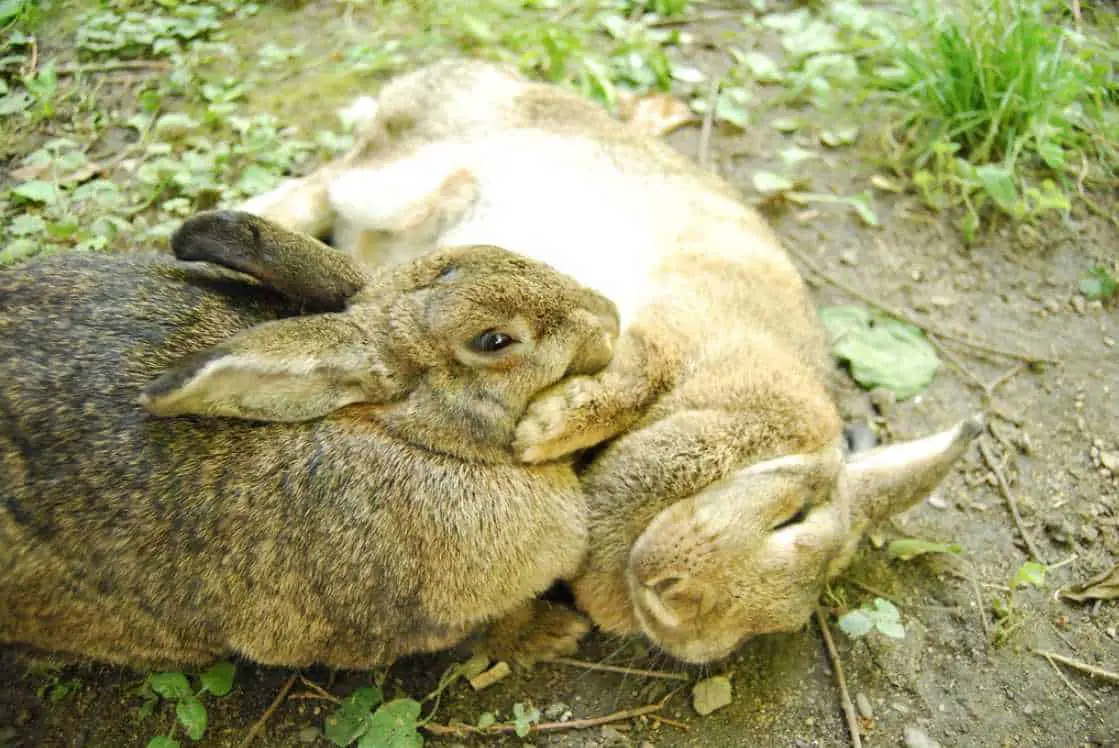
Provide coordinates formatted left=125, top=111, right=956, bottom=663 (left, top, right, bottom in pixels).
left=567, top=318, right=615, bottom=375
left=637, top=574, right=716, bottom=627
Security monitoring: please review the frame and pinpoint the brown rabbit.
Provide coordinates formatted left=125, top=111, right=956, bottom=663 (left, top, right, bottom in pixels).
left=0, top=210, right=618, bottom=670
left=237, top=60, right=983, bottom=663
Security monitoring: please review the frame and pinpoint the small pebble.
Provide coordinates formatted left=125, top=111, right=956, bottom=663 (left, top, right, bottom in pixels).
left=926, top=491, right=951, bottom=510
left=840, top=249, right=859, bottom=265
left=296, top=726, right=321, bottom=744
left=543, top=702, right=569, bottom=721
left=1099, top=451, right=1119, bottom=475
left=855, top=692, right=874, bottom=720
left=903, top=726, right=941, bottom=748
left=1071, top=295, right=1086, bottom=314
left=691, top=675, right=733, bottom=716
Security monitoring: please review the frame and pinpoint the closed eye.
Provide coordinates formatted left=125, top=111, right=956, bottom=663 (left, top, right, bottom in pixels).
left=771, top=506, right=809, bottom=531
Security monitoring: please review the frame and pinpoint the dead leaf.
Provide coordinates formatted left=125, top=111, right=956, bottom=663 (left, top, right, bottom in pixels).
left=617, top=92, right=697, bottom=137
left=10, top=162, right=100, bottom=185
left=1059, top=563, right=1119, bottom=603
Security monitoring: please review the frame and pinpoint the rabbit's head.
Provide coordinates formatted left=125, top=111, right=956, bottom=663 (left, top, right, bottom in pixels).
left=576, top=415, right=983, bottom=663
left=140, top=211, right=618, bottom=455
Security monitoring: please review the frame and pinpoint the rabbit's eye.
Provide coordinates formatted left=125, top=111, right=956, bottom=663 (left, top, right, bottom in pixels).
left=771, top=506, right=809, bottom=531
left=468, top=329, right=516, bottom=353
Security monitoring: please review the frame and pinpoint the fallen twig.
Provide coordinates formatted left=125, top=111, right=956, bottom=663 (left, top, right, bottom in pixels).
left=26, top=36, right=37, bottom=77
left=296, top=676, right=341, bottom=703
left=423, top=699, right=669, bottom=737
left=58, top=59, right=172, bottom=75
left=239, top=673, right=298, bottom=748
left=649, top=713, right=690, bottom=730
left=815, top=607, right=863, bottom=748
left=647, top=9, right=746, bottom=27
left=697, top=77, right=720, bottom=171
left=1043, top=653, right=1093, bottom=709
left=977, top=439, right=1047, bottom=564
left=961, top=560, right=992, bottom=640
left=786, top=245, right=1058, bottom=365
left=543, top=656, right=692, bottom=681
left=287, top=692, right=341, bottom=703
left=1032, top=649, right=1119, bottom=684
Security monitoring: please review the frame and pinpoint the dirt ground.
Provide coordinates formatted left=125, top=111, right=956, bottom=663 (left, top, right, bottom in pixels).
left=1, top=2, right=1117, bottom=747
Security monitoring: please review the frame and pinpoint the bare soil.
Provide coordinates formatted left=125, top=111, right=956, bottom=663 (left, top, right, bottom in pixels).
left=2, top=3, right=1117, bottom=747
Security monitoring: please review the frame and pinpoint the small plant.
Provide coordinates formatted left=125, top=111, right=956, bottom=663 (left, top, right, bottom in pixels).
left=323, top=686, right=423, bottom=748
left=139, top=662, right=236, bottom=746
left=992, top=560, right=1048, bottom=646
left=837, top=597, right=905, bottom=640
left=1080, top=266, right=1117, bottom=302
left=872, top=0, right=1118, bottom=232
left=26, top=667, right=81, bottom=704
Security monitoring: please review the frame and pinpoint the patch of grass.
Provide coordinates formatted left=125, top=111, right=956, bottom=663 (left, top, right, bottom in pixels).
left=872, top=0, right=1118, bottom=236
left=1, top=0, right=699, bottom=265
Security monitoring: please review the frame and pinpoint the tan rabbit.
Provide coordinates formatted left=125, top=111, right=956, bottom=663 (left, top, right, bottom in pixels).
left=0, top=210, right=618, bottom=670
left=238, top=60, right=983, bottom=663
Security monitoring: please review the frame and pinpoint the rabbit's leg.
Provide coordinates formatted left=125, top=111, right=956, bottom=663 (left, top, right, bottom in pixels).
left=476, top=599, right=591, bottom=667
left=513, top=329, right=672, bottom=464
left=238, top=168, right=339, bottom=240
left=328, top=158, right=477, bottom=237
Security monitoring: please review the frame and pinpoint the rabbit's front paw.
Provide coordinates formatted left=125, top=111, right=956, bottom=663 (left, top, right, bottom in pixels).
left=514, top=377, right=602, bottom=464
left=479, top=600, right=591, bottom=668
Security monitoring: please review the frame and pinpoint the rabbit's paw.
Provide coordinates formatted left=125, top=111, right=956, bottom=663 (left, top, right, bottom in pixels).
left=479, top=600, right=591, bottom=668
left=514, top=377, right=606, bottom=464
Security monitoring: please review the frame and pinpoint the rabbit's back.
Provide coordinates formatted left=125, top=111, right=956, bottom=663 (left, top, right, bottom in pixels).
left=0, top=252, right=587, bottom=668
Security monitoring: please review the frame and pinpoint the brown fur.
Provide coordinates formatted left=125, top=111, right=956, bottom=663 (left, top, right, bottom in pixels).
left=238, top=61, right=982, bottom=663
left=0, top=211, right=618, bottom=670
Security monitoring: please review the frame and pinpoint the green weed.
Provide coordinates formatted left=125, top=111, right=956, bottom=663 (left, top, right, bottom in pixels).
left=139, top=662, right=236, bottom=746
left=873, top=0, right=1118, bottom=233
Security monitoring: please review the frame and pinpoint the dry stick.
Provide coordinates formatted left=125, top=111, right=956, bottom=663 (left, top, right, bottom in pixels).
left=543, top=656, right=692, bottom=682
left=986, top=364, right=1025, bottom=397
left=961, top=561, right=992, bottom=640
left=298, top=675, right=341, bottom=703
left=1033, top=649, right=1119, bottom=684
left=648, top=9, right=746, bottom=27
left=697, top=77, right=720, bottom=171
left=1, top=58, right=173, bottom=75
left=1043, top=653, right=1093, bottom=709
left=239, top=673, right=298, bottom=748
left=287, top=692, right=341, bottom=703
left=649, top=713, right=691, bottom=730
left=786, top=245, right=1058, bottom=365
left=56, top=59, right=173, bottom=75
left=815, top=608, right=863, bottom=748
left=977, top=439, right=1047, bottom=564
left=26, top=36, right=37, bottom=77
left=422, top=700, right=668, bottom=738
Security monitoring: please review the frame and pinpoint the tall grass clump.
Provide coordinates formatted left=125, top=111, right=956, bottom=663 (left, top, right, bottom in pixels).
left=873, top=0, right=1118, bottom=236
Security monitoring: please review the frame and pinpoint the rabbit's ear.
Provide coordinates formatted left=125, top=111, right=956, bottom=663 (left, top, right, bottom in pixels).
left=172, top=210, right=367, bottom=311
left=685, top=445, right=843, bottom=537
left=840, top=415, right=984, bottom=531
left=139, top=314, right=406, bottom=422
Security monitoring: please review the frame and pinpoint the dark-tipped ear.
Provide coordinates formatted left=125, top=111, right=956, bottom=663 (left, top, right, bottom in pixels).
left=139, top=314, right=409, bottom=422
left=171, top=210, right=368, bottom=311
left=840, top=415, right=984, bottom=530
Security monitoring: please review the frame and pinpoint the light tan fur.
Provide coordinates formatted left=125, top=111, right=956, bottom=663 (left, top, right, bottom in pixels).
left=238, top=61, right=982, bottom=663
left=0, top=210, right=619, bottom=670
